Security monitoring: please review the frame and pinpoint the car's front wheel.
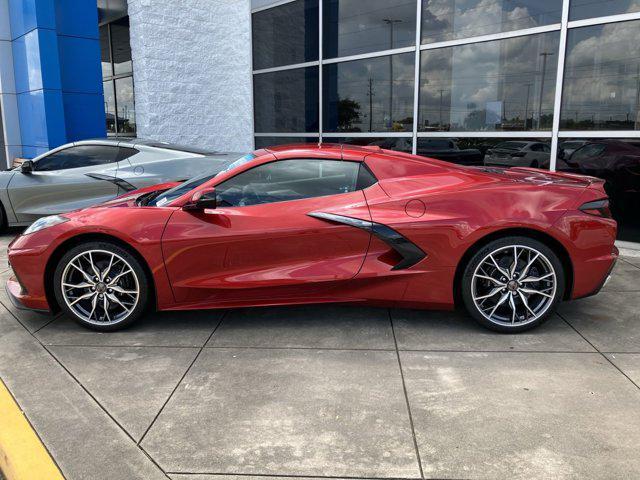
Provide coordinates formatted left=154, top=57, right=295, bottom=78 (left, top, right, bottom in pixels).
left=461, top=236, right=565, bottom=333
left=53, top=241, right=149, bottom=331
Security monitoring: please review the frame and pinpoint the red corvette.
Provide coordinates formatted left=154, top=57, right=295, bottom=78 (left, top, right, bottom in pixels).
left=6, top=144, right=617, bottom=333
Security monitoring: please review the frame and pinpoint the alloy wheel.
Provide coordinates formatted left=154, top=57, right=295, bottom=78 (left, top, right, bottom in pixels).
left=60, top=249, right=140, bottom=325
left=471, top=245, right=557, bottom=327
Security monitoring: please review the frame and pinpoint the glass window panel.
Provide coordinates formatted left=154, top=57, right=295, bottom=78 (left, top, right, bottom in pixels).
left=35, top=146, right=121, bottom=171
left=252, top=0, right=319, bottom=70
left=115, top=77, right=136, bottom=135
left=327, top=136, right=413, bottom=152
left=323, top=53, right=414, bottom=133
left=254, top=67, right=319, bottom=133
left=111, top=17, right=132, bottom=75
left=323, top=0, right=416, bottom=59
left=216, top=159, right=360, bottom=206
left=103, top=80, right=116, bottom=134
left=254, top=137, right=319, bottom=149
left=419, top=32, right=559, bottom=132
left=100, top=25, right=112, bottom=78
left=561, top=21, right=640, bottom=131
left=416, top=137, right=551, bottom=167
left=557, top=138, right=640, bottom=241
left=569, top=0, right=640, bottom=21
left=421, top=0, right=562, bottom=44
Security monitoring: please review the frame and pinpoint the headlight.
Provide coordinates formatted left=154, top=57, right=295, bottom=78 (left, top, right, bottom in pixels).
left=23, top=215, right=70, bottom=235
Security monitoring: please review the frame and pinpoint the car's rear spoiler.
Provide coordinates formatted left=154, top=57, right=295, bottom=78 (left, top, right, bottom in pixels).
left=509, top=167, right=606, bottom=189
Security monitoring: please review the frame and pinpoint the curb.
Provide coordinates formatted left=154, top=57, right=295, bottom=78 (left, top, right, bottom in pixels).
left=0, top=379, right=64, bottom=480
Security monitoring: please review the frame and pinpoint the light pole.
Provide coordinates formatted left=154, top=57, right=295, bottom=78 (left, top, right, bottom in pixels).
left=524, top=83, right=532, bottom=129
left=383, top=18, right=402, bottom=130
left=538, top=52, right=553, bottom=129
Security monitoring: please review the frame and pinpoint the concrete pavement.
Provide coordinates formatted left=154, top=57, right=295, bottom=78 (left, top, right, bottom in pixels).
left=0, top=230, right=639, bottom=480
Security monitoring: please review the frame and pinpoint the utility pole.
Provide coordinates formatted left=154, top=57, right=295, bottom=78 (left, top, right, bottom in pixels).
left=538, top=52, right=553, bottom=129
left=367, top=77, right=374, bottom=131
left=383, top=18, right=402, bottom=130
left=524, top=83, right=531, bottom=130
left=439, top=89, right=445, bottom=128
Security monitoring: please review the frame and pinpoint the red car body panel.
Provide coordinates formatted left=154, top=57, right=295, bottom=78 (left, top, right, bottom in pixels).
left=6, top=144, right=618, bottom=315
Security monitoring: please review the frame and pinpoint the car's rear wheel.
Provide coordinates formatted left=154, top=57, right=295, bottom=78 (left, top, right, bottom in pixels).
left=461, top=236, right=565, bottom=333
left=53, top=241, right=149, bottom=331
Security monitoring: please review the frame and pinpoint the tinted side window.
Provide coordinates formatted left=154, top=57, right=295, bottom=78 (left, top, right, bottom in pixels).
left=356, top=163, right=377, bottom=190
left=216, top=159, right=360, bottom=207
left=117, top=147, right=139, bottom=161
left=35, top=146, right=121, bottom=171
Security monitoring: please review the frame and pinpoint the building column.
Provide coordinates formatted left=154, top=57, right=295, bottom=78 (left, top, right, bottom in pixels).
left=0, top=0, right=22, bottom=167
left=5, top=0, right=106, bottom=160
left=127, top=0, right=254, bottom=152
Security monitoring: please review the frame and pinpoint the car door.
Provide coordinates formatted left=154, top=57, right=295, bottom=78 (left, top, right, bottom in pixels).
left=161, top=158, right=374, bottom=306
left=8, top=144, right=123, bottom=223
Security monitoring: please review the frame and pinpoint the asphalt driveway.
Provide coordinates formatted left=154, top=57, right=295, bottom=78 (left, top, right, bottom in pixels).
left=0, top=231, right=639, bottom=480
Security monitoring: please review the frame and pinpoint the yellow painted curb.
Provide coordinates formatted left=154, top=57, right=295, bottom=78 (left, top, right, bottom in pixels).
left=0, top=379, right=64, bottom=480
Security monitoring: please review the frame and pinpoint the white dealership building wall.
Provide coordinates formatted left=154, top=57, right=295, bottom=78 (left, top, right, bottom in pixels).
left=126, top=0, right=254, bottom=152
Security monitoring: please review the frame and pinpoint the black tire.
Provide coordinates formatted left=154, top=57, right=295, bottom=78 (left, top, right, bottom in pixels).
left=0, top=201, right=7, bottom=233
left=461, top=236, right=565, bottom=333
left=53, top=241, right=149, bottom=331
left=530, top=160, right=539, bottom=168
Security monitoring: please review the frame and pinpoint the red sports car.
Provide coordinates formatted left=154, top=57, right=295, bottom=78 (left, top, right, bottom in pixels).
left=6, top=144, right=617, bottom=333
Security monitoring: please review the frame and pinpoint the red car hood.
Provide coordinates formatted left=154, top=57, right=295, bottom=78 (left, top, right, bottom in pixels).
left=98, top=182, right=181, bottom=208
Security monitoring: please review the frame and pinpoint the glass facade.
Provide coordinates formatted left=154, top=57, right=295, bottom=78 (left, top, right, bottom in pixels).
left=421, top=0, right=562, bottom=44
left=252, top=0, right=640, bottom=240
left=419, top=32, right=559, bottom=132
left=99, top=13, right=136, bottom=136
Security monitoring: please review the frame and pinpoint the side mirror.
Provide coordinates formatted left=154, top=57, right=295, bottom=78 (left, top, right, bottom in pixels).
left=184, top=187, right=217, bottom=211
left=21, top=160, right=34, bottom=174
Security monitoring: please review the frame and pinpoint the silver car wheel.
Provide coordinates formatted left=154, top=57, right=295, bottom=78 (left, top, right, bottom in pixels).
left=471, top=245, right=557, bottom=327
left=61, top=249, right=140, bottom=326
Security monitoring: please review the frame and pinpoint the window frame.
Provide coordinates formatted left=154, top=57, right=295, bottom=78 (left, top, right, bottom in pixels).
left=100, top=15, right=136, bottom=138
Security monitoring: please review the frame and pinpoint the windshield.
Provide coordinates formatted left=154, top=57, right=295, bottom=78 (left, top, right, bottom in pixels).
left=150, top=153, right=255, bottom=207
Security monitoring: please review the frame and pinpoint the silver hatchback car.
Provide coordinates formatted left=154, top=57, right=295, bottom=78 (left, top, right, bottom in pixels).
left=0, top=138, right=236, bottom=228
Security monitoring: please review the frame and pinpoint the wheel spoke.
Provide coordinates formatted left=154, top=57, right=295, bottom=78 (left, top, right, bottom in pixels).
left=109, top=269, right=133, bottom=285
left=87, top=252, right=101, bottom=279
left=520, top=272, right=554, bottom=283
left=517, top=290, right=536, bottom=317
left=88, top=293, right=98, bottom=320
left=488, top=253, right=510, bottom=278
left=475, top=274, right=506, bottom=286
left=519, top=252, right=540, bottom=278
left=102, top=295, right=110, bottom=322
left=63, top=282, right=93, bottom=289
left=473, top=286, right=503, bottom=301
left=70, top=262, right=94, bottom=284
left=520, top=287, right=553, bottom=298
left=101, top=253, right=116, bottom=281
left=107, top=293, right=131, bottom=314
left=69, top=291, right=95, bottom=306
left=508, top=293, right=517, bottom=324
left=487, top=292, right=510, bottom=319
left=110, top=285, right=137, bottom=296
left=509, top=246, right=519, bottom=277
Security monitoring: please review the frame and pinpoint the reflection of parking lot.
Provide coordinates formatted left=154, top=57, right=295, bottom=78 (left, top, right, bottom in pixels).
left=2, top=231, right=640, bottom=479
left=338, top=136, right=640, bottom=242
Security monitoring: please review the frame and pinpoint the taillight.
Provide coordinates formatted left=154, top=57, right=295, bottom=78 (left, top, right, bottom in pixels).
left=579, top=198, right=612, bottom=218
